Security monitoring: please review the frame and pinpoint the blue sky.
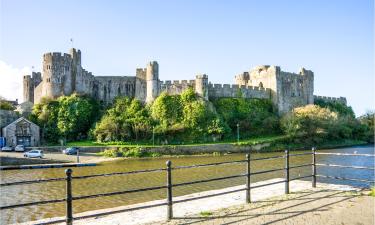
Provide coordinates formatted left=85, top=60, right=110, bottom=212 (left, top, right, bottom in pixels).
left=0, top=0, right=373, bottom=116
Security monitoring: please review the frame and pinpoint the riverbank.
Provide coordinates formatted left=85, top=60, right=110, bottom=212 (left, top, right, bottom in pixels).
left=1, top=139, right=370, bottom=166
left=15, top=179, right=373, bottom=225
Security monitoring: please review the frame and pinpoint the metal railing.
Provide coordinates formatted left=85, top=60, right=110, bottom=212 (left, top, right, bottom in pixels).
left=0, top=147, right=374, bottom=225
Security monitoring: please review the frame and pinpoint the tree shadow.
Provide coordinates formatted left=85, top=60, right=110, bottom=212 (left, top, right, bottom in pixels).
left=171, top=188, right=363, bottom=225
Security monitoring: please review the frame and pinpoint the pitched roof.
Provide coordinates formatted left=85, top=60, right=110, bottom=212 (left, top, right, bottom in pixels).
left=2, top=117, right=39, bottom=129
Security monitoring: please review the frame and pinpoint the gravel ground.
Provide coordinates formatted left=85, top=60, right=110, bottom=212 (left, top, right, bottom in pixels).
left=159, top=188, right=374, bottom=225
left=0, top=151, right=115, bottom=166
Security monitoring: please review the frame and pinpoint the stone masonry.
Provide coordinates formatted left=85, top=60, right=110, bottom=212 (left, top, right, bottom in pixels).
left=23, top=48, right=346, bottom=113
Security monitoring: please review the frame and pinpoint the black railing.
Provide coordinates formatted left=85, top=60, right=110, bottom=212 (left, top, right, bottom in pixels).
left=1, top=148, right=374, bottom=225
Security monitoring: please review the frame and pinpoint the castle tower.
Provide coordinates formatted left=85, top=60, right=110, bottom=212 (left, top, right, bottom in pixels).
left=234, top=72, right=250, bottom=86
left=23, top=75, right=34, bottom=103
left=195, top=74, right=208, bottom=100
left=299, top=67, right=314, bottom=104
left=41, top=52, right=73, bottom=99
left=145, top=61, right=159, bottom=103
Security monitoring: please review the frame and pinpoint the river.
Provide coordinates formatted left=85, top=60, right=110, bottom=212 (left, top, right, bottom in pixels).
left=0, top=145, right=374, bottom=224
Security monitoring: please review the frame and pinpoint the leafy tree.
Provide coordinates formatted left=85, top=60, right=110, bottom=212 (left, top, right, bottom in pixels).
left=0, top=99, right=15, bottom=110
left=281, top=105, right=339, bottom=144
left=30, top=97, right=60, bottom=143
left=212, top=98, right=280, bottom=138
left=94, top=97, right=152, bottom=142
left=57, top=94, right=96, bottom=140
left=151, top=92, right=182, bottom=126
left=315, top=99, right=355, bottom=118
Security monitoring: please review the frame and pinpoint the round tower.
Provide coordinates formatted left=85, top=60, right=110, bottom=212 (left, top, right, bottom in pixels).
left=146, top=61, right=159, bottom=103
left=23, top=75, right=33, bottom=103
left=195, top=74, right=208, bottom=100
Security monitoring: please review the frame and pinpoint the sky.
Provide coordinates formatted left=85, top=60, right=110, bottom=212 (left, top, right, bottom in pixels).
left=0, top=0, right=373, bottom=116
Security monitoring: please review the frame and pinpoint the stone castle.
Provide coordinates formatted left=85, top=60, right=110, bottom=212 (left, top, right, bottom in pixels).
left=23, top=48, right=346, bottom=113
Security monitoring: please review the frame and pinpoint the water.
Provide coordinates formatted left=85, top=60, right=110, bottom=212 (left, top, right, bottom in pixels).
left=0, top=145, right=374, bottom=224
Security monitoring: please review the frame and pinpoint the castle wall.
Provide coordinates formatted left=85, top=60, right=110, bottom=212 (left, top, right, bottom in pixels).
left=314, top=95, right=347, bottom=105
left=207, top=84, right=271, bottom=99
left=93, top=76, right=136, bottom=103
left=160, top=80, right=195, bottom=95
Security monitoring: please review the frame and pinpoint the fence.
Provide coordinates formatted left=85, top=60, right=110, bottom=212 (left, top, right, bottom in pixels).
left=0, top=148, right=374, bottom=225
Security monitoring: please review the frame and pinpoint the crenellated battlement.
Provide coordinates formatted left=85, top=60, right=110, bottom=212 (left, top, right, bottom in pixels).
left=314, top=95, right=347, bottom=105
left=207, top=83, right=270, bottom=99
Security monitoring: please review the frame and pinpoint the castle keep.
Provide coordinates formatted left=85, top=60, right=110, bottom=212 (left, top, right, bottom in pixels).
left=23, top=48, right=346, bottom=113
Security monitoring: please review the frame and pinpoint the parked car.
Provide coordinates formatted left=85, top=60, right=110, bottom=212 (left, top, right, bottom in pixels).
left=14, top=145, right=25, bottom=152
left=1, top=146, right=13, bottom=152
left=63, top=147, right=79, bottom=155
left=24, top=150, right=44, bottom=158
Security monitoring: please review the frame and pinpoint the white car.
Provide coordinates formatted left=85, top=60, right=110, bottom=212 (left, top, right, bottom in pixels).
left=15, top=145, right=25, bottom=152
left=24, top=150, right=44, bottom=158
left=1, top=146, right=13, bottom=152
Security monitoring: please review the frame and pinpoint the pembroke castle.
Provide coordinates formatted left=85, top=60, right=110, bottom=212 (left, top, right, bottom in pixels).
left=23, top=48, right=346, bottom=113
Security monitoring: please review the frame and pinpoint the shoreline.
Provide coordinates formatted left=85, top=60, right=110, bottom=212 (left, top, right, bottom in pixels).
left=0, top=142, right=371, bottom=167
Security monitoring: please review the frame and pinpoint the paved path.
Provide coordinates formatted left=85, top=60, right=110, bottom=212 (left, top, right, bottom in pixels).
left=159, top=188, right=374, bottom=225
left=17, top=179, right=374, bottom=225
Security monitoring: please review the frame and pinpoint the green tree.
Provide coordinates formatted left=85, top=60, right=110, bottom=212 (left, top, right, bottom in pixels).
left=30, top=97, right=60, bottom=143
left=57, top=94, right=97, bottom=140
left=281, top=105, right=338, bottom=144
left=0, top=99, right=15, bottom=110
left=94, top=97, right=152, bottom=142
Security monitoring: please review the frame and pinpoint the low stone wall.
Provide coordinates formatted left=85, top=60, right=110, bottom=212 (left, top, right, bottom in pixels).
left=34, top=143, right=270, bottom=154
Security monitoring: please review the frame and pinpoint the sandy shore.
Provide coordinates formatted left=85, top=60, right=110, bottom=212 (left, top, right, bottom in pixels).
left=14, top=178, right=374, bottom=225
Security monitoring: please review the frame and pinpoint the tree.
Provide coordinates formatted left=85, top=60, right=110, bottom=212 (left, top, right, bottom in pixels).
left=57, top=94, right=96, bottom=140
left=0, top=99, right=15, bottom=110
left=93, top=97, right=152, bottom=142
left=281, top=104, right=338, bottom=144
left=30, top=97, right=60, bottom=143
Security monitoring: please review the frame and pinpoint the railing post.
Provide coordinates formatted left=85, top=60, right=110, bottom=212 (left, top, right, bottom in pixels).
left=166, top=160, right=173, bottom=220
left=246, top=153, right=251, bottom=203
left=285, top=149, right=289, bottom=194
left=312, top=147, right=316, bottom=188
left=65, top=169, right=73, bottom=225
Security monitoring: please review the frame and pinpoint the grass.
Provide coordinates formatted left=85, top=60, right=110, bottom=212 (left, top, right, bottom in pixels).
left=199, top=211, right=213, bottom=217
left=64, top=135, right=285, bottom=148
left=369, top=187, right=375, bottom=197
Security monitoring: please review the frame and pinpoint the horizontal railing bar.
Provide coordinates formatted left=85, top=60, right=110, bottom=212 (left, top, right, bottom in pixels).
left=289, top=163, right=313, bottom=169
left=316, top=164, right=375, bottom=170
left=315, top=153, right=375, bottom=157
left=72, top=185, right=166, bottom=201
left=173, top=187, right=247, bottom=204
left=0, top=177, right=66, bottom=187
left=250, top=155, right=284, bottom=161
left=251, top=180, right=286, bottom=189
left=316, top=174, right=375, bottom=183
left=173, top=160, right=246, bottom=170
left=289, top=175, right=313, bottom=181
left=74, top=202, right=168, bottom=221
left=250, top=168, right=285, bottom=176
left=73, top=168, right=166, bottom=180
left=0, top=168, right=167, bottom=187
left=0, top=198, right=65, bottom=210
left=289, top=152, right=313, bottom=157
left=173, top=174, right=246, bottom=187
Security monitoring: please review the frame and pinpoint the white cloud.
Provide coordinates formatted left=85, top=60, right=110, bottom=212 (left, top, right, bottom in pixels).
left=0, top=60, right=31, bottom=103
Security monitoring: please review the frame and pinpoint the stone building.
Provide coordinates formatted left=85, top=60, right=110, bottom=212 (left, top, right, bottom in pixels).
left=23, top=48, right=346, bottom=113
left=2, top=117, right=40, bottom=147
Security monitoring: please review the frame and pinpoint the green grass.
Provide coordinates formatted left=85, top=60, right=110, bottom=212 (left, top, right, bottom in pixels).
left=64, top=135, right=285, bottom=148
left=199, top=211, right=213, bottom=217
